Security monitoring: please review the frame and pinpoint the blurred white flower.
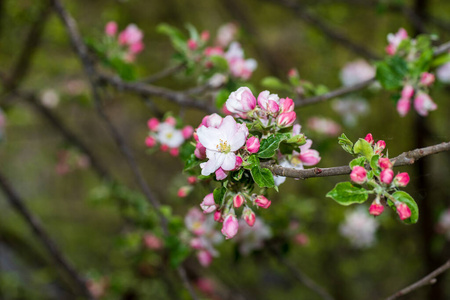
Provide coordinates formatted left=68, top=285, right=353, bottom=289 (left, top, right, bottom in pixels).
left=340, top=59, right=375, bottom=87
left=234, top=218, right=272, bottom=255
left=437, top=208, right=450, bottom=240
left=436, top=62, right=450, bottom=83
left=339, top=209, right=379, bottom=248
left=332, top=97, right=369, bottom=127
left=40, top=89, right=60, bottom=108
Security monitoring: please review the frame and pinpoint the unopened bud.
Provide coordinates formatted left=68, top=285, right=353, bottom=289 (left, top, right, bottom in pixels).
left=350, top=166, right=367, bottom=184
left=380, top=168, right=394, bottom=184
left=233, top=194, right=245, bottom=208
left=255, top=195, right=271, bottom=209
left=246, top=137, right=260, bottom=153
left=394, top=172, right=410, bottom=187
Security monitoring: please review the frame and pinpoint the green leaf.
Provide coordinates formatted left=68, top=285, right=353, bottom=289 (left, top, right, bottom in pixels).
left=215, top=89, right=230, bottom=109
left=261, top=76, right=285, bottom=90
left=109, top=57, right=136, bottom=81
left=157, top=23, right=187, bottom=53
left=258, top=133, right=288, bottom=159
left=353, top=138, right=374, bottom=160
left=213, top=187, right=227, bottom=205
left=209, top=55, right=229, bottom=72
left=250, top=166, right=275, bottom=188
left=390, top=191, right=419, bottom=224
left=244, top=155, right=260, bottom=170
left=165, top=235, right=190, bottom=268
left=338, top=133, right=354, bottom=155
left=349, top=157, right=366, bottom=169
left=286, top=133, right=306, bottom=146
left=184, top=154, right=201, bottom=171
left=232, top=168, right=245, bottom=181
left=375, top=56, right=408, bottom=90
left=431, top=53, right=450, bottom=67
left=185, top=23, right=199, bottom=41
left=326, top=182, right=369, bottom=206
left=179, top=142, right=195, bottom=161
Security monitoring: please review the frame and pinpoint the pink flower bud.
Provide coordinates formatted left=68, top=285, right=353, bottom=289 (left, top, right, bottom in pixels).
left=369, top=200, right=384, bottom=216
left=374, top=140, right=386, bottom=155
left=397, top=97, right=411, bottom=117
left=169, top=148, right=179, bottom=156
left=350, top=166, right=367, bottom=184
left=197, top=250, right=213, bottom=267
left=200, top=193, right=216, bottom=213
left=243, top=207, right=255, bottom=227
left=215, top=168, right=227, bottom=180
left=145, top=136, right=156, bottom=147
left=294, top=233, right=309, bottom=246
left=187, top=39, right=197, bottom=50
left=394, top=172, right=410, bottom=187
left=414, top=92, right=437, bottom=116
left=190, top=237, right=203, bottom=249
left=160, top=144, right=169, bottom=152
left=200, top=30, right=210, bottom=42
left=385, top=44, right=396, bottom=56
left=143, top=233, right=163, bottom=250
left=378, top=157, right=392, bottom=170
left=233, top=156, right=243, bottom=170
left=298, top=149, right=321, bottom=166
left=226, top=87, right=256, bottom=114
left=129, top=41, right=144, bottom=54
left=288, top=68, right=298, bottom=78
left=279, top=97, right=295, bottom=113
left=194, top=142, right=206, bottom=159
left=380, top=168, right=394, bottom=184
left=233, top=194, right=245, bottom=208
left=255, top=195, right=271, bottom=209
left=165, top=116, right=176, bottom=126
left=147, top=118, right=159, bottom=131
left=395, top=202, right=411, bottom=220
left=268, top=100, right=279, bottom=113
left=257, top=90, right=279, bottom=112
left=221, top=213, right=239, bottom=239
left=420, top=72, right=435, bottom=86
left=177, top=186, right=192, bottom=198
left=214, top=209, right=223, bottom=223
left=246, top=137, right=260, bottom=153
left=401, top=85, right=414, bottom=99
left=364, top=133, right=374, bottom=145
left=182, top=126, right=194, bottom=139
left=277, top=111, right=296, bottom=127
left=187, top=176, right=197, bottom=185
left=105, top=21, right=118, bottom=36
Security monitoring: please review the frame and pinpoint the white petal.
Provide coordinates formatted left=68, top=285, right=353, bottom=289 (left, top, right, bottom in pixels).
left=221, top=153, right=236, bottom=171
left=197, top=126, right=221, bottom=150
left=229, top=131, right=246, bottom=151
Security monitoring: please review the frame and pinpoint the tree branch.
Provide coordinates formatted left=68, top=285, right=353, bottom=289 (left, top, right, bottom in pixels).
left=0, top=171, right=93, bottom=299
left=140, top=63, right=186, bottom=84
left=261, top=141, right=450, bottom=179
left=51, top=1, right=199, bottom=298
left=385, top=259, right=450, bottom=300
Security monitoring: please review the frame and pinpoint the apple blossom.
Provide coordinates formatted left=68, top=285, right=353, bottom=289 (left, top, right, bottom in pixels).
left=298, top=139, right=321, bottom=166
left=395, top=202, right=411, bottom=220
left=414, top=92, right=437, bottom=116
left=177, top=186, right=192, bottom=198
left=437, top=209, right=450, bottom=239
left=277, top=111, right=296, bottom=127
left=420, top=72, right=435, bottom=86
left=197, top=116, right=248, bottom=176
left=234, top=218, right=272, bottom=255
left=225, top=87, right=256, bottom=114
left=374, top=140, right=386, bottom=155
left=255, top=195, right=271, bottom=209
left=378, top=157, right=393, bottom=170
left=221, top=211, right=239, bottom=239
left=182, top=126, right=194, bottom=139
left=147, top=118, right=159, bottom=131
left=394, top=172, right=410, bottom=187
left=157, top=123, right=185, bottom=149
left=242, top=206, right=256, bottom=227
left=233, top=194, right=245, bottom=208
left=401, top=85, right=415, bottom=99
left=169, top=147, right=179, bottom=156
left=369, top=199, right=384, bottom=216
left=197, top=250, right=213, bottom=267
left=246, top=136, right=260, bottom=153
left=257, top=90, right=280, bottom=112
left=200, top=193, right=216, bottom=214
left=105, top=21, right=118, bottom=36
left=118, top=24, right=143, bottom=46
left=339, top=209, right=379, bottom=248
left=307, top=117, right=341, bottom=137
left=365, top=133, right=374, bottom=145
left=279, top=97, right=295, bottom=113
left=397, top=98, right=411, bottom=117
left=187, top=39, right=197, bottom=50
left=214, top=209, right=223, bottom=222
left=386, top=28, right=408, bottom=55
left=436, top=62, right=450, bottom=83
left=143, top=233, right=163, bottom=250
left=340, top=59, right=375, bottom=86
left=145, top=136, right=156, bottom=147
left=216, top=22, right=238, bottom=47
left=215, top=168, right=227, bottom=180
left=380, top=168, right=394, bottom=184
left=350, top=166, right=367, bottom=184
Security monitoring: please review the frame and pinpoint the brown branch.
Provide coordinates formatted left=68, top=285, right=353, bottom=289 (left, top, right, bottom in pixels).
left=51, top=1, right=199, bottom=298
left=98, top=73, right=218, bottom=114
left=261, top=141, right=450, bottom=179
left=4, top=1, right=52, bottom=92
left=385, top=259, right=450, bottom=300
left=0, top=171, right=93, bottom=299
left=267, top=0, right=380, bottom=60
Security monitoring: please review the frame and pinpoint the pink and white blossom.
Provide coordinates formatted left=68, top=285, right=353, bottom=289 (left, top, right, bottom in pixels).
left=246, top=136, right=260, bottom=153
left=397, top=97, right=411, bottom=117
left=242, top=206, right=256, bottom=227
left=350, top=166, right=367, bottom=184
left=233, top=194, right=245, bottom=208
left=401, top=85, right=415, bottom=99
left=307, top=117, right=341, bottom=137
left=420, top=72, right=435, bottom=86
left=395, top=202, right=411, bottom=220
left=380, top=168, right=394, bottom=184
left=221, top=212, right=239, bottom=239
left=200, top=193, right=217, bottom=214
left=255, top=195, right=271, bottom=209
left=257, top=90, right=280, bottom=113
left=234, top=218, right=272, bottom=255
left=340, top=59, right=375, bottom=87
left=436, top=62, right=450, bottom=83
left=197, top=116, right=248, bottom=176
left=118, top=24, right=143, bottom=46
left=339, top=209, right=379, bottom=248
left=394, top=172, right=410, bottom=187
left=386, top=28, right=408, bottom=55
left=216, top=23, right=238, bottom=47
left=157, top=123, right=185, bottom=148
left=215, top=168, right=228, bottom=180
left=277, top=111, right=296, bottom=127
left=226, top=87, right=256, bottom=114
left=298, top=139, right=321, bottom=166
left=378, top=157, right=392, bottom=170
left=105, top=21, right=118, bottom=36
left=369, top=199, right=384, bottom=216
left=414, top=92, right=437, bottom=116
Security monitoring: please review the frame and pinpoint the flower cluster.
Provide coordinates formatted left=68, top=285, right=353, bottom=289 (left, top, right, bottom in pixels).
left=184, top=208, right=223, bottom=266
left=328, top=133, right=418, bottom=224
left=104, top=22, right=144, bottom=63
left=188, top=87, right=319, bottom=239
left=378, top=28, right=441, bottom=117
left=339, top=209, right=379, bottom=248
left=145, top=116, right=193, bottom=156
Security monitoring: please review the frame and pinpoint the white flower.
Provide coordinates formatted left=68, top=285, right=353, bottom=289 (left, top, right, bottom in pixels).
left=225, top=87, right=256, bottom=114
left=437, top=209, right=450, bottom=240
left=235, top=218, right=272, bottom=255
left=157, top=123, right=184, bottom=148
left=40, top=89, right=60, bottom=108
left=332, top=97, right=369, bottom=127
left=437, top=62, right=450, bottom=83
left=339, top=209, right=379, bottom=248
left=197, top=116, right=248, bottom=176
left=340, top=59, right=375, bottom=87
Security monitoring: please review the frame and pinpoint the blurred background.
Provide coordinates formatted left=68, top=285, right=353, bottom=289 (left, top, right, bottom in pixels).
left=0, top=0, right=450, bottom=299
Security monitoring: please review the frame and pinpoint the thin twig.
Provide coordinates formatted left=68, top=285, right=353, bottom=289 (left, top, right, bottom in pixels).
left=0, top=171, right=93, bottom=299
left=268, top=0, right=380, bottom=60
left=385, top=259, right=450, bottom=300
left=140, top=63, right=186, bottom=83
left=51, top=1, right=199, bottom=298
left=261, top=141, right=450, bottom=179
left=270, top=248, right=335, bottom=300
